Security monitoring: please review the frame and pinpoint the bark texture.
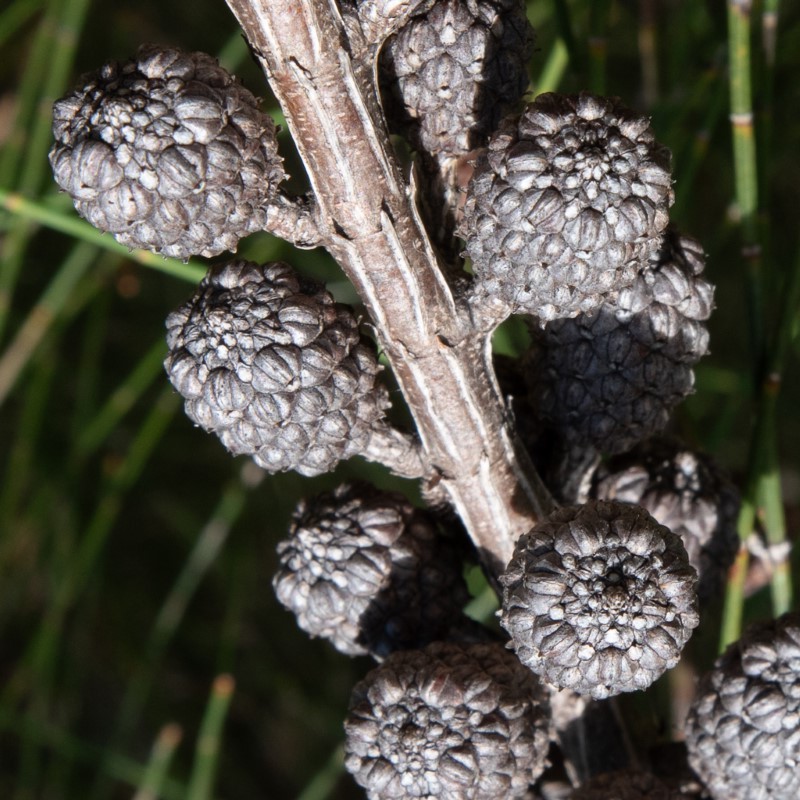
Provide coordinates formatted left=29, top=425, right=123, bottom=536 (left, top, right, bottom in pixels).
left=224, top=0, right=552, bottom=571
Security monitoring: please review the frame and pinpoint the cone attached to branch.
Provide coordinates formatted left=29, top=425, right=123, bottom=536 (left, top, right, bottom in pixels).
left=164, top=260, right=389, bottom=476
left=526, top=229, right=713, bottom=455
left=592, top=437, right=740, bottom=603
left=344, top=641, right=552, bottom=799
left=380, top=0, right=534, bottom=159
left=685, top=613, right=800, bottom=800
left=50, top=45, right=284, bottom=259
left=500, top=500, right=699, bottom=699
left=461, top=92, right=674, bottom=322
left=273, top=483, right=471, bottom=658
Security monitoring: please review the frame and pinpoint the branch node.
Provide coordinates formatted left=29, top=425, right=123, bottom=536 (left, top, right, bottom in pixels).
left=262, top=192, right=322, bottom=249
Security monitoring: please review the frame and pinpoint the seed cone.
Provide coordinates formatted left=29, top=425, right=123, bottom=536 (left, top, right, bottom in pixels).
left=461, top=92, right=674, bottom=321
left=526, top=229, right=713, bottom=454
left=164, top=260, right=389, bottom=476
left=50, top=45, right=284, bottom=259
left=500, top=501, right=699, bottom=699
left=344, top=641, right=552, bottom=799
left=685, top=613, right=800, bottom=800
left=571, top=770, right=686, bottom=799
left=592, top=437, right=740, bottom=602
left=273, top=484, right=471, bottom=658
left=380, top=0, right=533, bottom=158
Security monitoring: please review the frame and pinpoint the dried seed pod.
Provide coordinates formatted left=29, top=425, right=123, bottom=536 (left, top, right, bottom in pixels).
left=685, top=613, right=800, bottom=800
left=273, top=483, right=471, bottom=658
left=461, top=92, right=674, bottom=321
left=50, top=45, right=284, bottom=259
left=526, top=229, right=713, bottom=454
left=500, top=501, right=699, bottom=699
left=571, top=770, right=686, bottom=799
left=380, top=0, right=534, bottom=158
left=164, top=260, right=389, bottom=476
left=344, top=641, right=552, bottom=799
left=592, top=437, right=740, bottom=602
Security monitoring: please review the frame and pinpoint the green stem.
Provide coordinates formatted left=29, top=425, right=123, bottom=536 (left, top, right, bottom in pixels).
left=720, top=243, right=800, bottom=648
left=0, top=0, right=61, bottom=188
left=0, top=0, right=46, bottom=48
left=0, top=241, right=96, bottom=408
left=73, top=338, right=168, bottom=461
left=535, top=38, right=570, bottom=95
left=727, top=0, right=763, bottom=358
left=132, top=724, right=183, bottom=800
left=186, top=675, right=236, bottom=800
left=637, top=0, right=658, bottom=107
left=113, top=476, right=251, bottom=745
left=587, top=0, right=610, bottom=95
left=2, top=389, right=180, bottom=706
left=552, top=0, right=582, bottom=75
left=718, top=0, right=776, bottom=650
left=0, top=190, right=207, bottom=283
left=0, top=708, right=187, bottom=800
left=296, top=745, right=346, bottom=800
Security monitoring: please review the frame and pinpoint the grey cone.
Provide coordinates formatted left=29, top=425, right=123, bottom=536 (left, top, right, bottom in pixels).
left=380, top=0, right=533, bottom=158
left=344, top=641, right=552, bottom=799
left=592, top=437, right=740, bottom=603
left=500, top=500, right=699, bottom=699
left=527, top=229, right=713, bottom=454
left=164, top=260, right=389, bottom=476
left=685, top=613, right=800, bottom=800
left=273, top=483, right=471, bottom=658
left=50, top=45, right=284, bottom=259
left=461, top=92, right=674, bottom=321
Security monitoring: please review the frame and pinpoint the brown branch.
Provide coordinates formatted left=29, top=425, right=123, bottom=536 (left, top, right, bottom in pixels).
left=362, top=426, right=428, bottom=480
left=224, top=0, right=551, bottom=574
left=355, top=0, right=435, bottom=48
left=262, top=190, right=322, bottom=248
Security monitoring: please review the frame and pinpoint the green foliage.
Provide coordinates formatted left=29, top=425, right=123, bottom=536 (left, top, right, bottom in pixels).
left=0, top=0, right=798, bottom=797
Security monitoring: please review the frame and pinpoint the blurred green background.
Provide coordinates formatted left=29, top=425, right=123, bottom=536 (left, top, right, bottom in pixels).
left=0, top=0, right=798, bottom=797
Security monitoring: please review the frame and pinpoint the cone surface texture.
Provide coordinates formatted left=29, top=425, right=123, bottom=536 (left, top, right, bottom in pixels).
left=500, top=501, right=699, bottom=699
left=50, top=45, right=284, bottom=258
left=593, top=438, right=740, bottom=602
left=527, top=229, right=713, bottom=454
left=572, top=770, right=687, bottom=799
left=685, top=612, right=800, bottom=800
left=380, top=0, right=533, bottom=158
left=273, top=484, right=470, bottom=658
left=462, top=92, right=674, bottom=321
left=164, top=261, right=388, bottom=476
left=344, top=641, right=551, bottom=799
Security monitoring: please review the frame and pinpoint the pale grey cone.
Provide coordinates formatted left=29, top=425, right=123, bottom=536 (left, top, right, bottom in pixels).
left=380, top=0, right=533, bottom=158
left=164, top=260, right=389, bottom=476
left=526, top=229, right=713, bottom=455
left=461, top=92, right=674, bottom=321
left=685, top=613, right=800, bottom=800
left=592, top=437, right=740, bottom=602
left=50, top=45, right=284, bottom=259
left=345, top=641, right=552, bottom=799
left=500, top=501, right=699, bottom=699
left=273, top=483, right=471, bottom=658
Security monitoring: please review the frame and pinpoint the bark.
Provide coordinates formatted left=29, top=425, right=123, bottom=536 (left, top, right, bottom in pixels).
left=224, top=0, right=553, bottom=574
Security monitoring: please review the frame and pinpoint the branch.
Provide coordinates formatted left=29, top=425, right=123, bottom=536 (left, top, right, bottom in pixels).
left=262, top=191, right=322, bottom=248
left=354, top=0, right=435, bottom=49
left=225, top=0, right=551, bottom=574
left=362, top=426, right=428, bottom=479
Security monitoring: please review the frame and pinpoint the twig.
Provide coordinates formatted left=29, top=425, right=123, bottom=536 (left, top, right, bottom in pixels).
left=224, top=0, right=552, bottom=574
left=355, top=0, right=433, bottom=47
left=363, top=426, right=428, bottom=479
